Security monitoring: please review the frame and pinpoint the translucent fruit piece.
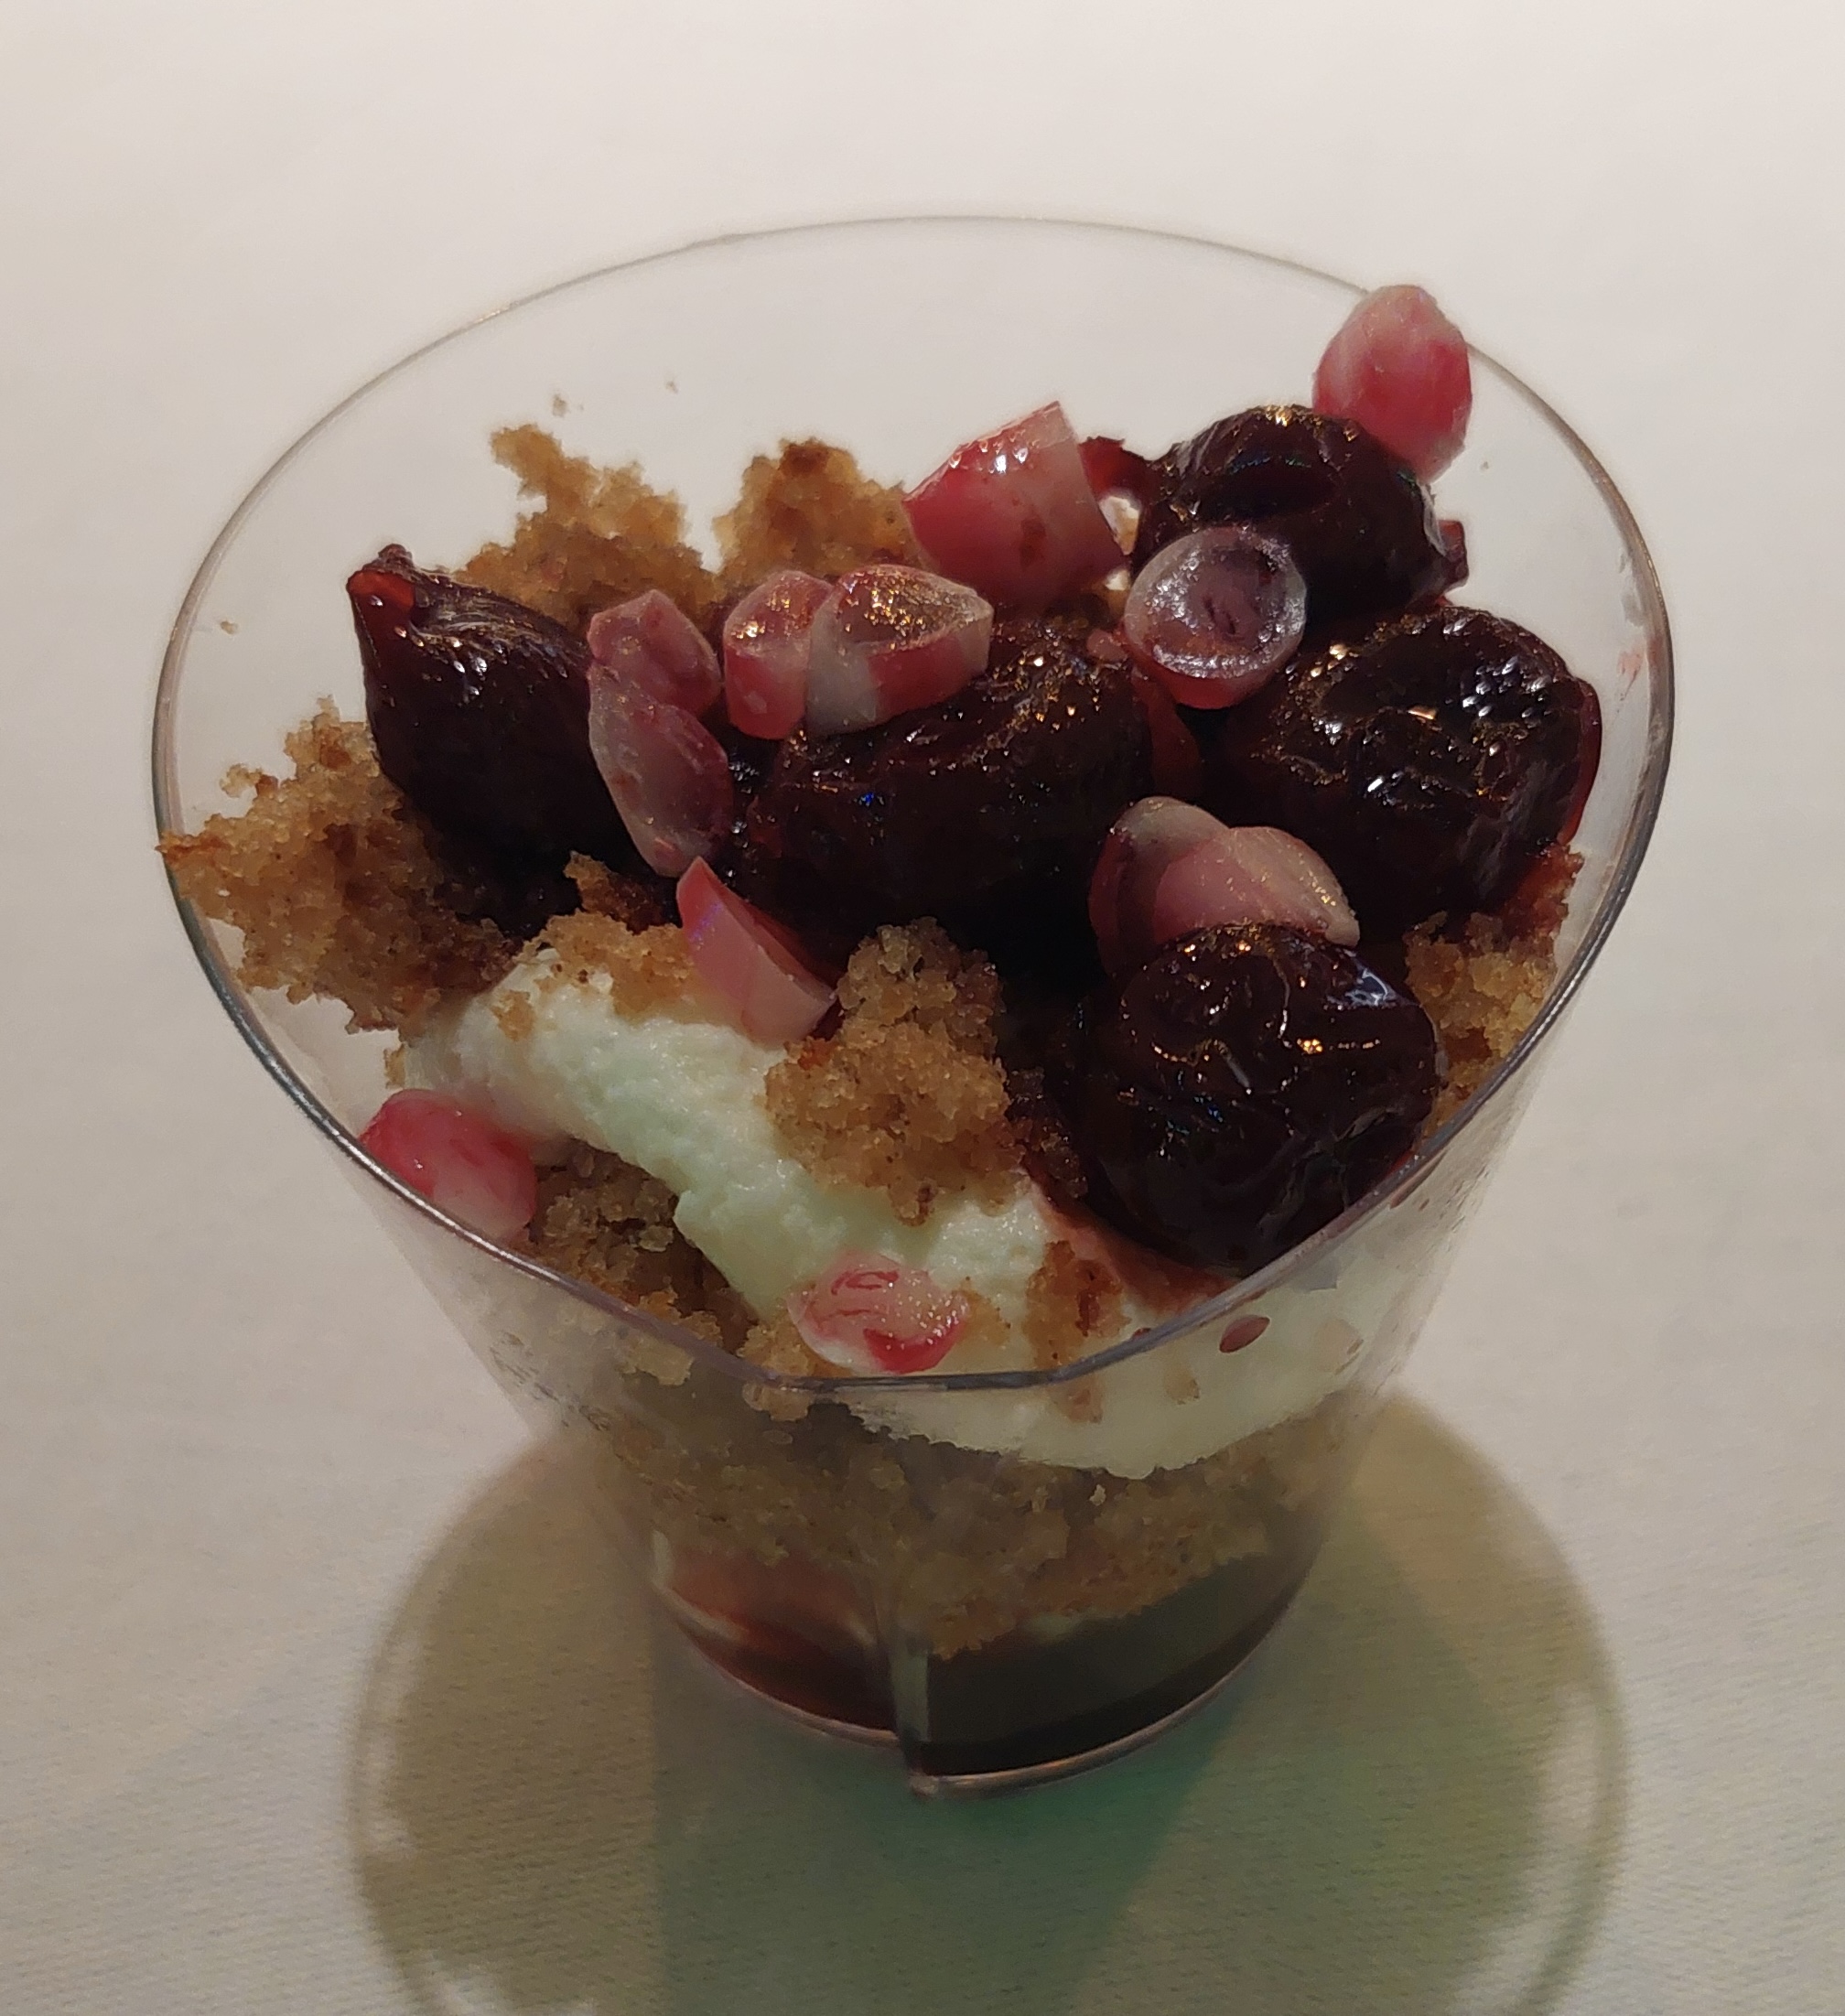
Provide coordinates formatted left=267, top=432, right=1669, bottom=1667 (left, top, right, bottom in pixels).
left=1123, top=527, right=1307, bottom=709
left=587, top=674, right=735, bottom=876
left=804, top=565, right=994, bottom=735
left=1088, top=797, right=1359, bottom=976
left=675, top=857, right=834, bottom=1044
left=358, top=1089, right=537, bottom=1241
left=1312, top=285, right=1473, bottom=481
left=587, top=588, right=724, bottom=715
left=788, top=1253, right=971, bottom=1374
left=905, top=403, right=1125, bottom=613
left=1125, top=663, right=1204, bottom=798
left=722, top=569, right=830, bottom=739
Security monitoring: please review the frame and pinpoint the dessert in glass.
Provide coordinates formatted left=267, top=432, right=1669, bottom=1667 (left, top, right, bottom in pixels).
left=154, top=219, right=1670, bottom=1793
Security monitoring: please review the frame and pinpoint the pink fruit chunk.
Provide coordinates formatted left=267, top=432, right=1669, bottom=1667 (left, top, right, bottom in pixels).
left=1312, top=284, right=1473, bottom=481
left=358, top=1089, right=537, bottom=1242
left=587, top=588, right=723, bottom=715
left=788, top=1253, right=971, bottom=1375
left=722, top=569, right=830, bottom=739
left=588, top=671, right=735, bottom=875
left=905, top=402, right=1125, bottom=613
left=1126, top=663, right=1205, bottom=799
left=675, top=857, right=834, bottom=1044
left=804, top=565, right=993, bottom=735
left=1089, top=796, right=1360, bottom=976
left=1123, top=527, right=1308, bottom=710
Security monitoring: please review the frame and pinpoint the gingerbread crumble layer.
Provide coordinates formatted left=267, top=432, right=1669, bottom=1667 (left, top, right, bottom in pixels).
left=529, top=1142, right=754, bottom=1353
left=715, top=438, right=921, bottom=592
left=764, top=922, right=1023, bottom=1225
left=160, top=707, right=516, bottom=1033
left=584, top=1364, right=1355, bottom=1655
left=459, top=426, right=722, bottom=633
left=1405, top=851, right=1573, bottom=1124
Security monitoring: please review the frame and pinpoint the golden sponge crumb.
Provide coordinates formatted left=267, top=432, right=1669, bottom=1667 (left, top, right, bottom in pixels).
left=531, top=911, right=702, bottom=1019
left=563, top=853, right=667, bottom=929
left=160, top=706, right=515, bottom=1033
left=765, top=922, right=1022, bottom=1224
left=459, top=425, right=721, bottom=632
left=1406, top=856, right=1572, bottom=1125
left=717, top=438, right=920, bottom=593
left=530, top=1142, right=754, bottom=1353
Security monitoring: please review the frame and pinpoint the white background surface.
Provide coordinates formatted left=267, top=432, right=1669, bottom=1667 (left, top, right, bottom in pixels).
left=4, top=3, right=1842, bottom=2011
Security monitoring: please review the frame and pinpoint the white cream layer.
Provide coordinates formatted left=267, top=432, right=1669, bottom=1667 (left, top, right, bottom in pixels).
left=406, top=950, right=1364, bottom=1478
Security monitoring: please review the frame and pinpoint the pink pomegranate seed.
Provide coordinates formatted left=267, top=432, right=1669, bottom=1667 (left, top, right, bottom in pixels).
left=358, top=1089, right=537, bottom=1242
left=804, top=565, right=993, bottom=735
left=587, top=671, right=735, bottom=875
left=904, top=402, right=1124, bottom=613
left=1312, top=284, right=1473, bottom=481
left=586, top=588, right=723, bottom=716
left=1089, top=797, right=1359, bottom=976
left=1078, top=435, right=1154, bottom=504
left=788, top=1253, right=971, bottom=1375
left=675, top=857, right=834, bottom=1044
left=1127, top=663, right=1205, bottom=798
left=1124, top=528, right=1307, bottom=710
left=721, top=569, right=829, bottom=739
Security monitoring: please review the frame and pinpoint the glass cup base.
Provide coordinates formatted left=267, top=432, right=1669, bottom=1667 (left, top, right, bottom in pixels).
left=667, top=1555, right=1307, bottom=1796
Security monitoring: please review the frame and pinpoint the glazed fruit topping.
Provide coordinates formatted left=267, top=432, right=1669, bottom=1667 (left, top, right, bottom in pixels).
left=804, top=565, right=994, bottom=735
left=722, top=569, right=830, bottom=739
left=587, top=674, right=734, bottom=876
left=349, top=546, right=631, bottom=866
left=358, top=1089, right=538, bottom=1241
left=1088, top=797, right=1359, bottom=976
left=1312, top=285, right=1473, bottom=481
left=788, top=1253, right=971, bottom=1374
left=675, top=857, right=834, bottom=1044
left=1209, top=605, right=1602, bottom=934
left=1054, top=922, right=1437, bottom=1272
left=1131, top=405, right=1459, bottom=623
left=1122, top=526, right=1308, bottom=708
left=904, top=402, right=1125, bottom=613
left=743, top=615, right=1152, bottom=943
left=587, top=588, right=724, bottom=715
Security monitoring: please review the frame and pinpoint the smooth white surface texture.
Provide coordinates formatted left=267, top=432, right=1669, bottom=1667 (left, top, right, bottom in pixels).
left=3, top=3, right=1841, bottom=2011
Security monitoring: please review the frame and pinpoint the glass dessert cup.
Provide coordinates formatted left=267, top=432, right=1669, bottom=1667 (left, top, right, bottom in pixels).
left=153, top=219, right=1672, bottom=1795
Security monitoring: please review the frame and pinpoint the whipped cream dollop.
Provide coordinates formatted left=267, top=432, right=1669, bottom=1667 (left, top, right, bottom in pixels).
left=406, top=948, right=1370, bottom=1477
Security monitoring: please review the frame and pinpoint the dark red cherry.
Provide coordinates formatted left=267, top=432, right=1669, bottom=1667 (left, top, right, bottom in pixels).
left=1053, top=922, right=1437, bottom=1271
left=739, top=615, right=1153, bottom=950
left=1132, top=405, right=1460, bottom=623
left=349, top=546, right=631, bottom=867
left=1207, top=605, right=1601, bottom=934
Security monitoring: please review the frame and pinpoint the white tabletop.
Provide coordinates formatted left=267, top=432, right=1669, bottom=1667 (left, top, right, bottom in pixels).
left=5, top=4, right=1841, bottom=2011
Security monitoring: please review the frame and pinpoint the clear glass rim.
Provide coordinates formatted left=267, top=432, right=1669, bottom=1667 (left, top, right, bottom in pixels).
left=150, top=213, right=1675, bottom=1397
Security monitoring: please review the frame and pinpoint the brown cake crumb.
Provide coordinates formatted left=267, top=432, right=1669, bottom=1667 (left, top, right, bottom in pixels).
left=530, top=1142, right=754, bottom=1353
left=459, top=426, right=721, bottom=633
left=160, top=706, right=516, bottom=1033
left=717, top=438, right=920, bottom=593
left=565, top=852, right=670, bottom=929
left=1025, top=1240, right=1126, bottom=1372
left=765, top=922, right=1022, bottom=1224
left=531, top=912, right=702, bottom=1019
left=1406, top=900, right=1563, bottom=1124
left=738, top=1313, right=827, bottom=1421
